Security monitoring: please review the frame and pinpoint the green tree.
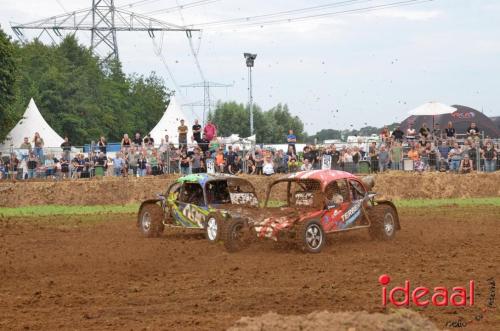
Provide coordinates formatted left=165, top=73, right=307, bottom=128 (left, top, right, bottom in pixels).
left=0, top=28, right=19, bottom=141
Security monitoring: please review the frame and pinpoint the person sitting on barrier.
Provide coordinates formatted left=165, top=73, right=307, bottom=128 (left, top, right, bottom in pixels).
left=406, top=124, right=416, bottom=141
left=445, top=121, right=456, bottom=143
left=459, top=154, right=473, bottom=173
left=466, top=122, right=480, bottom=141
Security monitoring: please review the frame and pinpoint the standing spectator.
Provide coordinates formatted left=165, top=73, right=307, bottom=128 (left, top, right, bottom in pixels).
left=225, top=145, right=237, bottom=168
left=143, top=134, right=154, bottom=148
left=352, top=146, right=361, bottom=173
left=448, top=142, right=463, bottom=172
left=288, top=157, right=299, bottom=173
left=380, top=126, right=390, bottom=143
left=149, top=150, right=159, bottom=175
left=467, top=122, right=480, bottom=141
left=419, top=123, right=430, bottom=144
left=330, top=144, right=341, bottom=170
left=198, top=133, right=210, bottom=154
left=168, top=145, right=179, bottom=174
left=406, top=124, right=416, bottom=141
left=113, top=153, right=125, bottom=177
left=215, top=149, right=225, bottom=173
left=203, top=120, right=217, bottom=142
left=253, top=147, right=264, bottom=175
left=6, top=153, right=20, bottom=180
left=137, top=153, right=148, bottom=177
left=262, top=153, right=275, bottom=176
left=377, top=145, right=390, bottom=172
left=407, top=145, right=420, bottom=162
left=459, top=154, right=473, bottom=173
left=191, top=148, right=203, bottom=174
left=273, top=149, right=286, bottom=174
left=391, top=126, right=404, bottom=142
left=121, top=134, right=132, bottom=151
left=44, top=154, right=56, bottom=179
left=33, top=132, right=44, bottom=160
left=98, top=136, right=107, bottom=154
left=27, top=153, right=38, bottom=179
left=246, top=160, right=256, bottom=175
left=127, top=148, right=139, bottom=176
left=94, top=152, right=107, bottom=177
left=300, top=159, right=313, bottom=171
left=286, top=145, right=297, bottom=160
left=178, top=119, right=188, bottom=149
left=60, top=154, right=70, bottom=179
left=468, top=142, right=479, bottom=170
left=303, top=146, right=316, bottom=169
left=20, top=137, right=32, bottom=155
left=192, top=119, right=202, bottom=143
left=445, top=121, right=456, bottom=142
left=438, top=141, right=450, bottom=160
left=369, top=142, right=378, bottom=172
left=180, top=152, right=191, bottom=175
left=483, top=142, right=497, bottom=173
left=390, top=141, right=402, bottom=170
left=433, top=123, right=442, bottom=141
left=133, top=132, right=143, bottom=147
left=287, top=129, right=297, bottom=155
left=229, top=155, right=243, bottom=175
left=61, top=136, right=72, bottom=161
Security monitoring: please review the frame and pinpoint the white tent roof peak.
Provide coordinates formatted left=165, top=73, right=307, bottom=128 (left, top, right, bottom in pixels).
left=149, top=96, right=194, bottom=144
left=0, top=98, right=64, bottom=151
left=408, top=101, right=457, bottom=116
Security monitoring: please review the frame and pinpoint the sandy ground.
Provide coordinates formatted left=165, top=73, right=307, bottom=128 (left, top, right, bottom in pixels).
left=0, top=206, right=498, bottom=330
left=0, top=172, right=499, bottom=207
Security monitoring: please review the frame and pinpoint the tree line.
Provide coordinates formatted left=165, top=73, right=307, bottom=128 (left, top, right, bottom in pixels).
left=0, top=28, right=394, bottom=146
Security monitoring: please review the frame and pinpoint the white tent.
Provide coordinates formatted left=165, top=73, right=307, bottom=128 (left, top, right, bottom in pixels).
left=0, top=98, right=64, bottom=152
left=149, top=96, right=194, bottom=145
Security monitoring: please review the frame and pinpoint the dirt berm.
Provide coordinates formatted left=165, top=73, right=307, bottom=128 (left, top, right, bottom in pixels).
left=0, top=172, right=498, bottom=207
left=228, top=309, right=440, bottom=331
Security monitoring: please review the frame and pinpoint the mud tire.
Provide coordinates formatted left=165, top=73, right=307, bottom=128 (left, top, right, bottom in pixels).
left=139, top=203, right=164, bottom=238
left=368, top=204, right=397, bottom=240
left=222, top=218, right=250, bottom=253
left=295, top=219, right=325, bottom=253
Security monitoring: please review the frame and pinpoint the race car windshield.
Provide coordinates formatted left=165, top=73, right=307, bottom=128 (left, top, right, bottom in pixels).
left=266, top=179, right=322, bottom=208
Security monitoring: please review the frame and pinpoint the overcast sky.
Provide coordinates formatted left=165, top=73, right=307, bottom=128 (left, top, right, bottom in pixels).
left=1, top=0, right=499, bottom=134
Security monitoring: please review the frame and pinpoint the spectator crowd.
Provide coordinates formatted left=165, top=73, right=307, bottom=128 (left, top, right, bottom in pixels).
left=0, top=119, right=498, bottom=180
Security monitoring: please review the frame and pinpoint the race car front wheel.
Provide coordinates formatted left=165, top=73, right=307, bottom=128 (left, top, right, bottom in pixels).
left=296, top=219, right=325, bottom=253
left=139, top=203, right=164, bottom=238
left=368, top=204, right=396, bottom=240
left=205, top=213, right=222, bottom=243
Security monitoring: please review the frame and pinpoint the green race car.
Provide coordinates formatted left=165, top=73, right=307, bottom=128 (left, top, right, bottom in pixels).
left=137, top=174, right=259, bottom=242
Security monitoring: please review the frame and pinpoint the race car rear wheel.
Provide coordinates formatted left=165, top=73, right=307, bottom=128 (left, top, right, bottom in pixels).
left=222, top=218, right=250, bottom=253
left=296, top=219, right=325, bottom=253
left=139, top=203, right=164, bottom=238
left=205, top=213, right=222, bottom=243
left=368, top=204, right=396, bottom=240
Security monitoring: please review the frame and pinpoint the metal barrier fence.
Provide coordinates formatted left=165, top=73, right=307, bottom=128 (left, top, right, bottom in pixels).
left=0, top=140, right=498, bottom=180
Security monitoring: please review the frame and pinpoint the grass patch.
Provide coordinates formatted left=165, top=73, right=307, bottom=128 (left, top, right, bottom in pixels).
left=394, top=197, right=500, bottom=208
left=0, top=204, right=139, bottom=218
left=1, top=197, right=498, bottom=219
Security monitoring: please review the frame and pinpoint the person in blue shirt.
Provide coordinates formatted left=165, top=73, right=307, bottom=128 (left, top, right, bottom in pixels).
left=287, top=129, right=297, bottom=155
left=113, top=153, right=125, bottom=177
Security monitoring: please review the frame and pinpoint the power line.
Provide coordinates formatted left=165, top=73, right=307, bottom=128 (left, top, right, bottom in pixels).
left=188, top=0, right=433, bottom=29
left=142, top=0, right=222, bottom=16
left=189, top=0, right=373, bottom=28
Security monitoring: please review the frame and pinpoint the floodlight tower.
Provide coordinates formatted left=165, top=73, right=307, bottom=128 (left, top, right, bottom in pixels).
left=244, top=52, right=257, bottom=135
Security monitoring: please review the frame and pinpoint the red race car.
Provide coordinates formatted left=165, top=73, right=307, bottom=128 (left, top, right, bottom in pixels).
left=222, top=169, right=400, bottom=253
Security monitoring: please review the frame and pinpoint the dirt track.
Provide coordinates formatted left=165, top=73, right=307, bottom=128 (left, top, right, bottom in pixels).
left=0, top=172, right=499, bottom=207
left=1, top=206, right=499, bottom=330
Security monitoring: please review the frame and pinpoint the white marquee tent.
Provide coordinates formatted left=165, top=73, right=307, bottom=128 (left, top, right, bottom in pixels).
left=0, top=98, right=64, bottom=152
left=149, top=96, right=194, bottom=145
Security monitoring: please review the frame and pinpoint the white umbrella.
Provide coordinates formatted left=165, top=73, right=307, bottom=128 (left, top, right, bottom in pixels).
left=408, top=102, right=457, bottom=138
left=408, top=101, right=457, bottom=116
